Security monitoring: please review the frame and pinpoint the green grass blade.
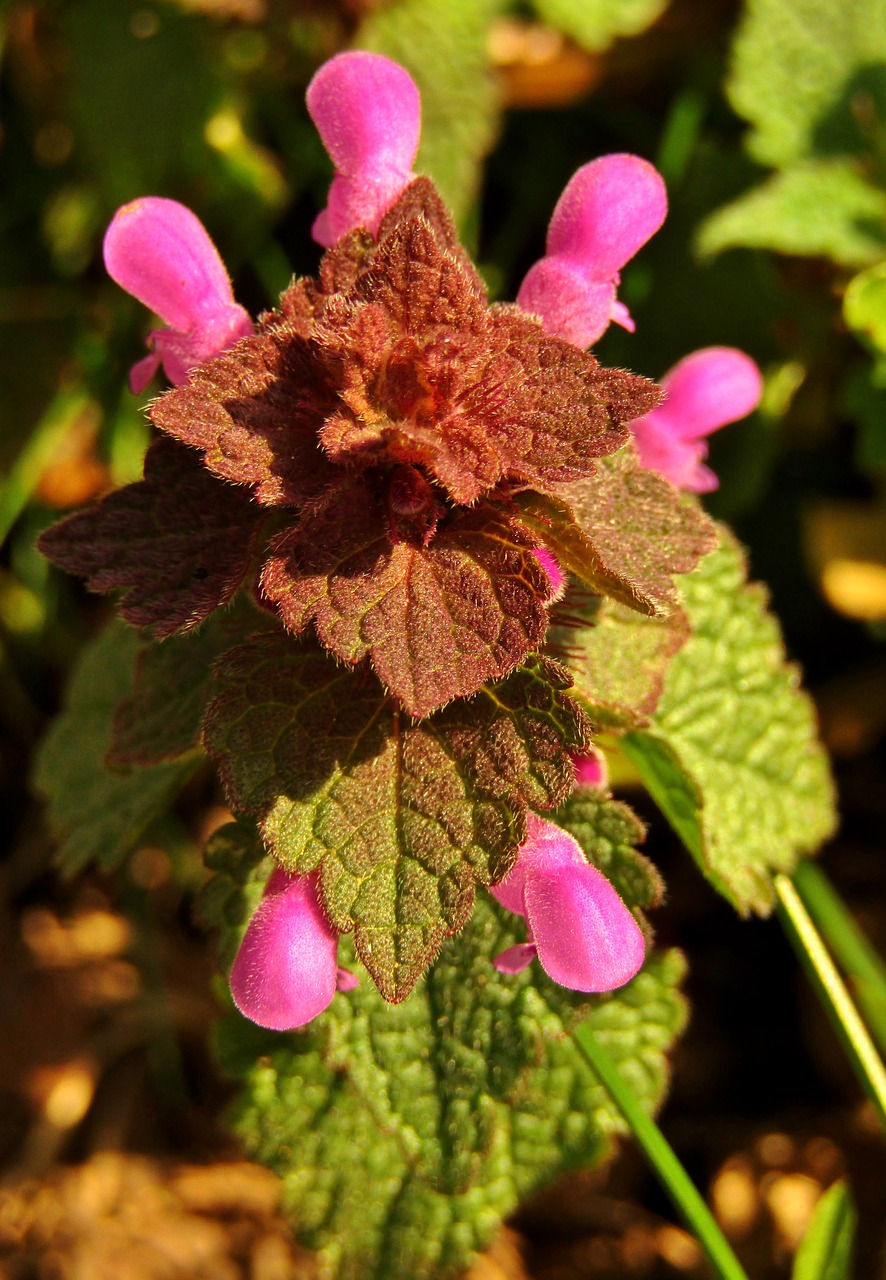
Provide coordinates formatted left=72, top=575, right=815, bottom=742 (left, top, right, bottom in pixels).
left=573, top=1022, right=749, bottom=1280
left=793, top=859, right=886, bottom=1058
left=776, top=873, right=886, bottom=1135
left=792, top=1180, right=856, bottom=1280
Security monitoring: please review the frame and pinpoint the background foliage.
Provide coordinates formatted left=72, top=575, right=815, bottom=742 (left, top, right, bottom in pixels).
left=3, top=0, right=886, bottom=1277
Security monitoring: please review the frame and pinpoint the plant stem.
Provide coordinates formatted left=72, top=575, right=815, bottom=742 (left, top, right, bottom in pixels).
left=573, top=1023, right=749, bottom=1280
left=775, top=873, right=886, bottom=1135
left=0, top=385, right=91, bottom=547
left=792, top=859, right=886, bottom=1059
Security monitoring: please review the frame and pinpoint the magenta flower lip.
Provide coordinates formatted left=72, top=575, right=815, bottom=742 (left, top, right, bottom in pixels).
left=517, top=154, right=667, bottom=349
left=103, top=196, right=253, bottom=393
left=230, top=869, right=349, bottom=1031
left=490, top=814, right=646, bottom=993
left=306, top=50, right=421, bottom=247
left=631, top=346, right=763, bottom=492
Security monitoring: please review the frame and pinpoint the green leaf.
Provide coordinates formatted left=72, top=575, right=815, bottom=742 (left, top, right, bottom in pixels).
left=110, top=605, right=262, bottom=766
left=214, top=887, right=686, bottom=1280
left=623, top=530, right=837, bottom=914
left=792, top=1181, right=857, bottom=1280
left=531, top=0, right=670, bottom=53
left=547, top=592, right=690, bottom=730
left=697, top=162, right=886, bottom=267
left=519, top=448, right=717, bottom=617
left=844, top=260, right=886, bottom=354
left=726, top=0, right=886, bottom=168
left=203, top=634, right=589, bottom=1000
left=33, top=622, right=202, bottom=876
left=357, top=0, right=506, bottom=226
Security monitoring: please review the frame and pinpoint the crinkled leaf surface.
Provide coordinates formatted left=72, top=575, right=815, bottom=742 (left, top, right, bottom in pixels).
left=727, top=0, right=886, bottom=168
left=623, top=530, right=837, bottom=913
left=110, top=605, right=262, bottom=766
left=203, top=634, right=589, bottom=999
left=547, top=590, right=690, bottom=731
left=518, top=447, right=716, bottom=616
left=33, top=621, right=201, bottom=876
left=38, top=437, right=263, bottom=638
left=697, top=161, right=886, bottom=267
left=532, top=0, right=670, bottom=53
left=207, top=818, right=685, bottom=1280
left=262, top=492, right=553, bottom=718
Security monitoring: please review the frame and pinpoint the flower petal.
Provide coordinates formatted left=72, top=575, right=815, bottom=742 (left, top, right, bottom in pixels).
left=229, top=869, right=340, bottom=1030
left=532, top=546, right=566, bottom=600
left=655, top=346, right=763, bottom=442
left=492, top=943, right=538, bottom=975
left=524, top=859, right=646, bottom=992
left=571, top=747, right=608, bottom=790
left=516, top=257, right=615, bottom=348
left=307, top=51, right=420, bottom=245
left=104, top=197, right=243, bottom=331
left=545, top=154, right=668, bottom=282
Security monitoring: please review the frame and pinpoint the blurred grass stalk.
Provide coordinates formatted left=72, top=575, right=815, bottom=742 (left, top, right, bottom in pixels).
left=573, top=1023, right=750, bottom=1280
left=0, top=384, right=92, bottom=547
left=791, top=860, right=886, bottom=1063
left=776, top=871, right=886, bottom=1136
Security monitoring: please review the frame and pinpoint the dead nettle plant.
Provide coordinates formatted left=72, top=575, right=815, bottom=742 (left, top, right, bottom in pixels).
left=38, top=51, right=838, bottom=1280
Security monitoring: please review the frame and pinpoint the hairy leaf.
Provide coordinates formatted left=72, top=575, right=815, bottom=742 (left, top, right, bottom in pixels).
left=727, top=0, right=886, bottom=168
left=203, top=634, right=589, bottom=998
left=532, top=0, right=670, bottom=52
left=519, top=447, right=717, bottom=616
left=211, top=872, right=686, bottom=1280
left=262, top=487, right=554, bottom=718
left=150, top=328, right=340, bottom=506
left=697, top=161, right=886, bottom=267
left=33, top=622, right=201, bottom=876
left=623, top=530, right=837, bottom=913
left=110, top=605, right=262, bottom=765
left=547, top=590, right=690, bottom=730
left=38, top=437, right=263, bottom=638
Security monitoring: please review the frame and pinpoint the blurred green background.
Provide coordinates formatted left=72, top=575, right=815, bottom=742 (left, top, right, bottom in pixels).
left=2, top=0, right=886, bottom=1276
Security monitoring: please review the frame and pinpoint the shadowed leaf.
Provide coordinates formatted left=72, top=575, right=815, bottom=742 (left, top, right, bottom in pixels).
left=39, top=437, right=263, bottom=638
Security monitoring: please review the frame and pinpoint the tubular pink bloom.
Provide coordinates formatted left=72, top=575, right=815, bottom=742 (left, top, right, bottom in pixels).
left=230, top=869, right=354, bottom=1031
left=631, top=347, right=763, bottom=493
left=490, top=815, right=645, bottom=993
left=307, top=51, right=421, bottom=247
left=103, top=196, right=253, bottom=394
left=517, top=154, right=667, bottom=348
left=571, top=746, right=608, bottom=791
left=532, top=547, right=566, bottom=601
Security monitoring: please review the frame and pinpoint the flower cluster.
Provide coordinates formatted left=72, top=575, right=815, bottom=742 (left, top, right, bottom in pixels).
left=42, top=51, right=762, bottom=1029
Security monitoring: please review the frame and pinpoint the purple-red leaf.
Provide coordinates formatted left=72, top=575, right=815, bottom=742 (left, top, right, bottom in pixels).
left=261, top=481, right=554, bottom=717
left=39, top=438, right=263, bottom=638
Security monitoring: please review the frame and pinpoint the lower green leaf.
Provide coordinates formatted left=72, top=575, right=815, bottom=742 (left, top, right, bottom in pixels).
left=32, top=621, right=201, bottom=876
left=215, top=896, right=686, bottom=1280
left=623, top=529, right=837, bottom=913
left=792, top=1181, right=856, bottom=1280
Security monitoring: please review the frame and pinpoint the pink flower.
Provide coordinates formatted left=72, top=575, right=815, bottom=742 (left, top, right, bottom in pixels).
left=103, top=196, right=253, bottom=394
left=490, top=815, right=645, bottom=992
left=307, top=51, right=421, bottom=247
left=631, top=347, right=763, bottom=493
left=230, top=869, right=357, bottom=1030
left=571, top=746, right=608, bottom=791
left=517, top=154, right=667, bottom=349
left=532, top=547, right=566, bottom=601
